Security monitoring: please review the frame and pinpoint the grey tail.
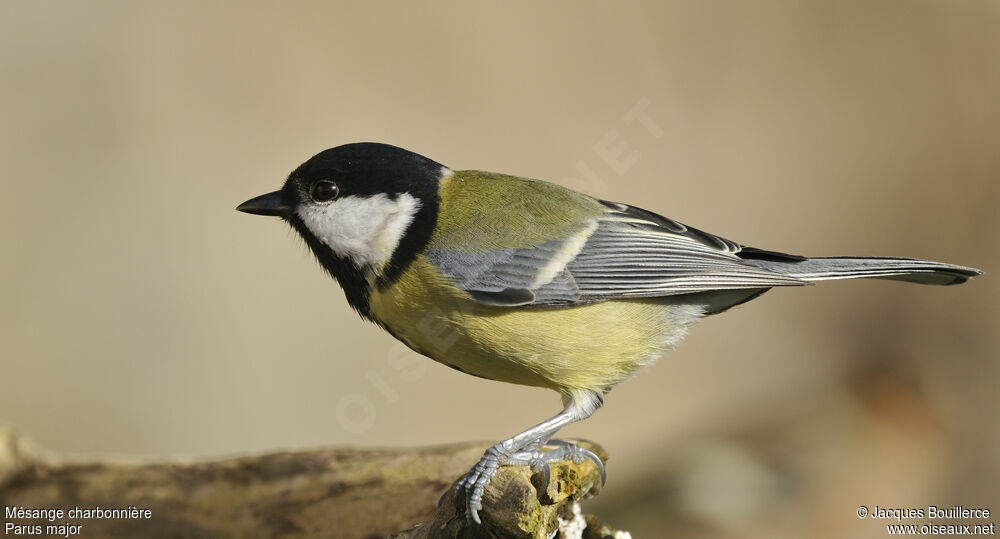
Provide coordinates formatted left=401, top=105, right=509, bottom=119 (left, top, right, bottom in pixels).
left=738, top=248, right=983, bottom=286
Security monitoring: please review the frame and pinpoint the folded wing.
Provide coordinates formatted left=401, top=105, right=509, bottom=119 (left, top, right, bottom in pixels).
left=424, top=201, right=808, bottom=307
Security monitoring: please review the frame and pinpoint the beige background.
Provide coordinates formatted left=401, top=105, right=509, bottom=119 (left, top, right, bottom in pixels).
left=1, top=1, right=997, bottom=537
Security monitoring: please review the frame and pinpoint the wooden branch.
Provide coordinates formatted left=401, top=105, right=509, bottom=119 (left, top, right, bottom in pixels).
left=0, top=428, right=626, bottom=538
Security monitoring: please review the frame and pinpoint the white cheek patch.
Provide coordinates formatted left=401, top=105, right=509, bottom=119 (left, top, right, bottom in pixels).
left=297, top=193, right=421, bottom=272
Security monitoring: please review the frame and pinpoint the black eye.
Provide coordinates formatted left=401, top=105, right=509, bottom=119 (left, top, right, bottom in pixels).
left=310, top=181, right=339, bottom=202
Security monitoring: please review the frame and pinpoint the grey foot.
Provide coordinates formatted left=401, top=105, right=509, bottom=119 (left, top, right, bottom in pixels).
left=456, top=440, right=606, bottom=525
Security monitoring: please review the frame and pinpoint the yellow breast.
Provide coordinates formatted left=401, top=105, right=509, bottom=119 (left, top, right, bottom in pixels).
left=369, top=257, right=702, bottom=394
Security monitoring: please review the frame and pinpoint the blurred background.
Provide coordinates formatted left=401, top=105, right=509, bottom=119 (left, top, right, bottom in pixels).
left=1, top=1, right=997, bottom=537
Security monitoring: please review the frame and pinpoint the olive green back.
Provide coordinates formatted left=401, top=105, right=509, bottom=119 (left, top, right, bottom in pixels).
left=428, top=170, right=605, bottom=252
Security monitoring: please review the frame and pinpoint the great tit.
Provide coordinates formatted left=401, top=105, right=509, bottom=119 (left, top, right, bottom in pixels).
left=237, top=142, right=981, bottom=524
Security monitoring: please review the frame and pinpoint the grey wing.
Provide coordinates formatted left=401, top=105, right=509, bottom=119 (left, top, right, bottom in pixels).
left=424, top=201, right=810, bottom=307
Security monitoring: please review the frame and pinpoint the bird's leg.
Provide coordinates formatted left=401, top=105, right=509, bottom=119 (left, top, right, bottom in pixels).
left=457, top=389, right=605, bottom=524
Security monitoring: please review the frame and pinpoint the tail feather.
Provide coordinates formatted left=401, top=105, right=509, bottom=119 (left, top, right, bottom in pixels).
left=741, top=255, right=983, bottom=286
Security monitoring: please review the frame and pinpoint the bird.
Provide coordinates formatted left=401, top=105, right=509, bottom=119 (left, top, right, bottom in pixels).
left=237, top=142, right=982, bottom=524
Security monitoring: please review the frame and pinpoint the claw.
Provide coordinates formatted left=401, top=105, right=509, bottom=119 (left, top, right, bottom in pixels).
left=544, top=441, right=606, bottom=485
left=529, top=455, right=551, bottom=493
left=579, top=446, right=606, bottom=485
left=467, top=488, right=483, bottom=524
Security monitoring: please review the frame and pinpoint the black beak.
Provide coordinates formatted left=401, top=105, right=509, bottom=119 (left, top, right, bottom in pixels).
left=237, top=191, right=289, bottom=216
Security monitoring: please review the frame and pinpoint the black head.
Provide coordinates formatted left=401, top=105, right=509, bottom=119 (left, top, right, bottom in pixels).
left=237, top=142, right=446, bottom=318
